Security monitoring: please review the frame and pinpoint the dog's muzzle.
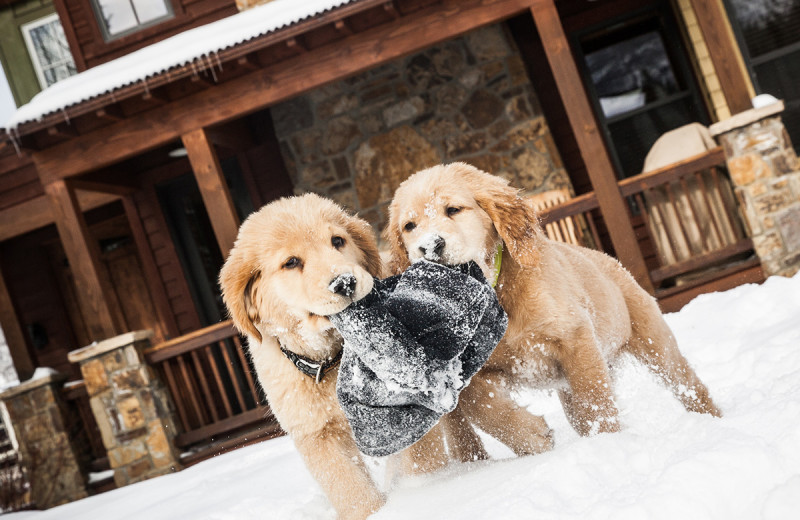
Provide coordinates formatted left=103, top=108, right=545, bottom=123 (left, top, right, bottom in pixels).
left=419, top=235, right=446, bottom=261
left=329, top=273, right=357, bottom=297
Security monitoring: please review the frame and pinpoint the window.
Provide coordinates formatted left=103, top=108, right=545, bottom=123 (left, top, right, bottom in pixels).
left=574, top=6, right=709, bottom=178
left=20, top=14, right=77, bottom=89
left=91, top=0, right=174, bottom=41
left=725, top=0, right=800, bottom=146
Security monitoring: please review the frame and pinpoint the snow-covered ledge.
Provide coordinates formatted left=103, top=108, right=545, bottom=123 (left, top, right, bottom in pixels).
left=68, top=330, right=153, bottom=364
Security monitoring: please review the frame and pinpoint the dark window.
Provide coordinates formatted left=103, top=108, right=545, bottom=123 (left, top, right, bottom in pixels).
left=725, top=0, right=800, bottom=146
left=91, top=0, right=174, bottom=41
left=574, top=6, right=709, bottom=178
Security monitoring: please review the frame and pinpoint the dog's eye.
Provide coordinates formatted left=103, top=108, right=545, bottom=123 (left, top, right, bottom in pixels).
left=446, top=206, right=462, bottom=217
left=283, top=257, right=301, bottom=269
left=331, top=236, right=345, bottom=249
left=403, top=222, right=416, bottom=232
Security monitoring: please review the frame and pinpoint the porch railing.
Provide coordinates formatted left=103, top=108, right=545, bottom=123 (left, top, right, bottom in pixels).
left=538, top=147, right=756, bottom=294
left=145, top=321, right=282, bottom=454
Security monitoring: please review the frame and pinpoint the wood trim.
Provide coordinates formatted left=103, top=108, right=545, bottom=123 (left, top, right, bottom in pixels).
left=52, top=0, right=88, bottom=72
left=182, top=128, right=240, bottom=260
left=0, top=260, right=35, bottom=380
left=121, top=197, right=180, bottom=339
left=656, top=258, right=763, bottom=313
left=530, top=0, right=654, bottom=293
left=31, top=0, right=541, bottom=181
left=0, top=191, right=120, bottom=242
left=43, top=180, right=126, bottom=340
left=146, top=320, right=237, bottom=363
left=174, top=406, right=280, bottom=449
left=687, top=0, right=752, bottom=115
left=650, top=238, right=754, bottom=283
left=617, top=148, right=726, bottom=196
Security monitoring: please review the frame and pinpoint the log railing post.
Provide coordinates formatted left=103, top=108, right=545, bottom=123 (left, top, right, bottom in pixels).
left=530, top=0, right=654, bottom=293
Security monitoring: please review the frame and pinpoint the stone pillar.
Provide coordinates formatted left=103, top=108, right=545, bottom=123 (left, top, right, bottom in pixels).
left=0, top=371, right=88, bottom=508
left=710, top=101, right=800, bottom=277
left=68, top=331, right=183, bottom=488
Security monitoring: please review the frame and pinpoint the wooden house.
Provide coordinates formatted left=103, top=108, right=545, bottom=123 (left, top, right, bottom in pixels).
left=0, top=0, right=799, bottom=506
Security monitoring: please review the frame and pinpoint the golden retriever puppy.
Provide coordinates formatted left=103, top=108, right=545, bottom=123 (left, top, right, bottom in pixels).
left=219, top=193, right=479, bottom=520
left=386, top=163, right=721, bottom=444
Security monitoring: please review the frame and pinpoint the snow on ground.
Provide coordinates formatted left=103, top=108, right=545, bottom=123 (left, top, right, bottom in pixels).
left=8, top=273, right=800, bottom=519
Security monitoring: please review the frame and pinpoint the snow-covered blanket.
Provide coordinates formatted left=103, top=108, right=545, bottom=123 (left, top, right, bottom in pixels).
left=330, top=260, right=508, bottom=457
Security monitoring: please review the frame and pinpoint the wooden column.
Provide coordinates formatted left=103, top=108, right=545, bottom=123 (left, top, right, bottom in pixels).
left=688, top=0, right=752, bottom=115
left=44, top=180, right=126, bottom=340
left=0, top=262, right=34, bottom=380
left=530, top=0, right=654, bottom=293
left=182, top=128, right=240, bottom=260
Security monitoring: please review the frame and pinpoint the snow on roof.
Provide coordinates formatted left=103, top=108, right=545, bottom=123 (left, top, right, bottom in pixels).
left=3, top=0, right=356, bottom=130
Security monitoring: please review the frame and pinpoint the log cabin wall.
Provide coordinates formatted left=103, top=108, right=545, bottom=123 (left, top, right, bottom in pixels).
left=54, top=0, right=238, bottom=70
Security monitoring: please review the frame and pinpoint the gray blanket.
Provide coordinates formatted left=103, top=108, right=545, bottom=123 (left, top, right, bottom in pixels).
left=330, top=260, right=507, bottom=457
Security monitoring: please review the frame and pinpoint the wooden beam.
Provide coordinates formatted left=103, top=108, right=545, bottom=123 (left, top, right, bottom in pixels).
left=688, top=0, right=752, bottom=115
left=95, top=105, right=124, bottom=122
left=44, top=180, right=126, bottom=340
left=31, top=0, right=540, bottom=182
left=0, top=191, right=120, bottom=242
left=530, top=0, right=654, bottom=293
left=69, top=179, right=137, bottom=196
left=121, top=197, right=180, bottom=339
left=0, top=260, right=35, bottom=381
left=182, top=128, right=240, bottom=260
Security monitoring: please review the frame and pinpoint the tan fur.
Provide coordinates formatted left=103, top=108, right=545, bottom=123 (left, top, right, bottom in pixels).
left=220, top=193, right=477, bottom=519
left=387, top=163, right=721, bottom=446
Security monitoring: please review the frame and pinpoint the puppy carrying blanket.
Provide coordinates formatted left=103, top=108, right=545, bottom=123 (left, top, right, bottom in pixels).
left=330, top=260, right=508, bottom=457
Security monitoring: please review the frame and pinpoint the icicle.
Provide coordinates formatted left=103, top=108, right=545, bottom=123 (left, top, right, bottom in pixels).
left=61, top=108, right=70, bottom=125
left=142, top=78, right=150, bottom=97
left=214, top=51, right=223, bottom=73
left=9, top=127, right=22, bottom=156
left=205, top=55, right=218, bottom=83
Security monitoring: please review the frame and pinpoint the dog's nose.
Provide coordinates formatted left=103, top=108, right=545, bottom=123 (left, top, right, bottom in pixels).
left=329, top=273, right=357, bottom=297
left=419, top=235, right=446, bottom=260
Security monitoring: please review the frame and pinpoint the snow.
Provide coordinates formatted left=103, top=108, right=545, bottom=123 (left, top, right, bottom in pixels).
left=3, top=0, right=355, bottom=130
left=7, top=273, right=800, bottom=519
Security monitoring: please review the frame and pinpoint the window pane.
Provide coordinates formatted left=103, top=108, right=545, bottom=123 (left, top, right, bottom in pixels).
left=728, top=0, right=800, bottom=57
left=96, top=0, right=139, bottom=36
left=29, top=23, right=63, bottom=67
left=585, top=31, right=680, bottom=118
left=94, top=0, right=171, bottom=38
left=132, top=0, right=170, bottom=24
left=607, top=97, right=696, bottom=177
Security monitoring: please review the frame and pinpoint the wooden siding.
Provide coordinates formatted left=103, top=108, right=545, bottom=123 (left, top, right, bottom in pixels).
left=132, top=188, right=202, bottom=336
left=55, top=0, right=237, bottom=70
left=0, top=148, right=41, bottom=211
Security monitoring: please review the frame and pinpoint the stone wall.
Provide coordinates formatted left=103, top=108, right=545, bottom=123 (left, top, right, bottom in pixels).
left=711, top=102, right=800, bottom=277
left=271, top=24, right=570, bottom=232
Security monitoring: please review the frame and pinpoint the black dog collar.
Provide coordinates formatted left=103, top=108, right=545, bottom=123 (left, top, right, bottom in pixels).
left=280, top=346, right=342, bottom=384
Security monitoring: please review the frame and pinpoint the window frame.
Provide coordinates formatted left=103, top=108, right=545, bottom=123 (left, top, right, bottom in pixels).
left=570, top=3, right=710, bottom=179
left=89, top=0, right=175, bottom=42
left=20, top=13, right=77, bottom=90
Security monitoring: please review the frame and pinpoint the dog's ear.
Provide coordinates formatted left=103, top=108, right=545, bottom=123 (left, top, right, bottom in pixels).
left=465, top=167, right=544, bottom=267
left=384, top=200, right=411, bottom=275
left=345, top=215, right=384, bottom=278
left=219, top=252, right=263, bottom=343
